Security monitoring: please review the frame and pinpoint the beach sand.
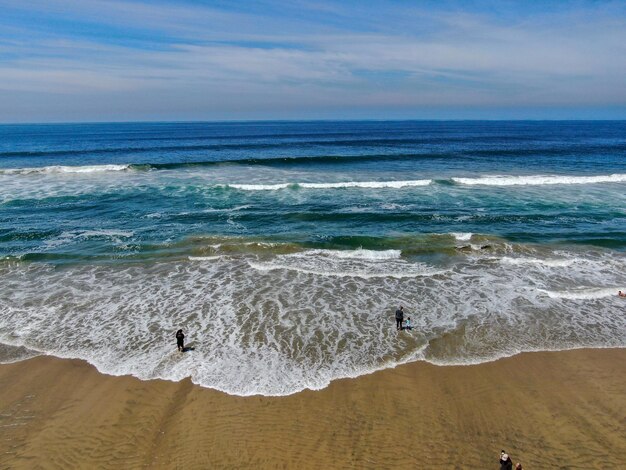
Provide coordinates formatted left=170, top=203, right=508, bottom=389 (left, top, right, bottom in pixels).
left=1, top=349, right=624, bottom=469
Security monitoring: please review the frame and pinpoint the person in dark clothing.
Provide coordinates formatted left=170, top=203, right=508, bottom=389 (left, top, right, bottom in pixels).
left=176, top=329, right=185, bottom=352
left=499, top=451, right=513, bottom=470
left=395, top=306, right=404, bottom=330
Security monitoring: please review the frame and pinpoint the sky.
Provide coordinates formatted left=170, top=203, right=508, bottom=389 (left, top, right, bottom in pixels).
left=1, top=0, right=626, bottom=122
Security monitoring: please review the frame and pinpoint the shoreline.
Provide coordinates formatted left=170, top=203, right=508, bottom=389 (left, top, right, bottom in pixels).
left=2, top=344, right=624, bottom=396
left=1, top=348, right=625, bottom=468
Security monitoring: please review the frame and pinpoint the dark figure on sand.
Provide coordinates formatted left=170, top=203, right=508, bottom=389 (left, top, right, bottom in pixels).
left=176, top=329, right=185, bottom=352
left=499, top=451, right=513, bottom=470
left=515, top=463, right=523, bottom=470
left=395, top=306, right=404, bottom=330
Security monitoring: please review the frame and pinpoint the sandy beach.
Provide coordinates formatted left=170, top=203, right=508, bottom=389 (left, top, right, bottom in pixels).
left=0, top=348, right=624, bottom=469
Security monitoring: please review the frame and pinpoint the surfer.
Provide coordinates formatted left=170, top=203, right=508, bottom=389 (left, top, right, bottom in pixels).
left=619, top=290, right=626, bottom=297
left=176, top=329, right=185, bottom=352
left=395, top=306, right=404, bottom=330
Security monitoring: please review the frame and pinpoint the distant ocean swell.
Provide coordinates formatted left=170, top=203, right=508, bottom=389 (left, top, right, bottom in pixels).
left=2, top=164, right=626, bottom=188
left=1, top=139, right=625, bottom=159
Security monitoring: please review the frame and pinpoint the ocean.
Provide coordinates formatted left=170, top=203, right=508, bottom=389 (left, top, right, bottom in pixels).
left=0, top=120, right=625, bottom=396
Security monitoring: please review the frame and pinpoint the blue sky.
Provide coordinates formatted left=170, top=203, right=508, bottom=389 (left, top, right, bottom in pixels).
left=1, top=0, right=625, bottom=122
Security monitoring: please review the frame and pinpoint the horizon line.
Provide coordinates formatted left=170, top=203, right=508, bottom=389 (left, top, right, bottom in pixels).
left=2, top=118, right=626, bottom=126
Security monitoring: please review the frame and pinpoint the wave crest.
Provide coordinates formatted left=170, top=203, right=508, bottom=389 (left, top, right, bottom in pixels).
left=538, top=287, right=622, bottom=299
left=452, top=174, right=626, bottom=186
left=227, top=180, right=432, bottom=191
left=0, top=164, right=130, bottom=175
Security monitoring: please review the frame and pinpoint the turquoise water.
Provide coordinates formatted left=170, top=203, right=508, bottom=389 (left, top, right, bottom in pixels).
left=0, top=121, right=625, bottom=395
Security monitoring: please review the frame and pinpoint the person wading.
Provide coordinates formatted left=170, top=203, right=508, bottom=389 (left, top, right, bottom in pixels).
left=176, top=329, right=185, bottom=352
left=395, top=306, right=404, bottom=331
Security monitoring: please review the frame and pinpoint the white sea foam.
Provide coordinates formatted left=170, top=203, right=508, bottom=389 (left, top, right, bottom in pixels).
left=228, top=183, right=292, bottom=190
left=380, top=203, right=407, bottom=210
left=1, top=248, right=625, bottom=396
left=500, top=257, right=574, bottom=267
left=301, top=180, right=432, bottom=189
left=306, top=248, right=402, bottom=260
left=228, top=180, right=432, bottom=190
left=538, top=287, right=622, bottom=300
left=452, top=173, right=626, bottom=186
left=0, top=164, right=131, bottom=175
left=203, top=205, right=251, bottom=213
left=451, top=232, right=473, bottom=241
left=248, top=250, right=445, bottom=279
left=243, top=241, right=282, bottom=248
left=188, top=256, right=223, bottom=261
left=247, top=261, right=440, bottom=279
left=79, top=230, right=134, bottom=238
left=43, top=230, right=134, bottom=249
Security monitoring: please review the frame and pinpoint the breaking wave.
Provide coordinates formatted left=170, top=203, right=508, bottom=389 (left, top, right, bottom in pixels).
left=227, top=180, right=433, bottom=190
left=0, top=164, right=131, bottom=175
left=538, top=287, right=623, bottom=299
left=452, top=174, right=626, bottom=186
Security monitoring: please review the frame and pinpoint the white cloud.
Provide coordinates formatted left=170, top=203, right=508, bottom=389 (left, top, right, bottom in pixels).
left=0, top=1, right=625, bottom=120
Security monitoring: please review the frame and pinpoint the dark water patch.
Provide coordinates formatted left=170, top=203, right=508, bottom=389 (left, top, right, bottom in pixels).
left=269, top=211, right=444, bottom=224
left=3, top=139, right=625, bottom=160
left=134, top=152, right=463, bottom=171
left=0, top=229, right=59, bottom=243
left=1, top=194, right=94, bottom=208
left=566, top=236, right=626, bottom=250
left=0, top=139, right=459, bottom=158
left=50, top=130, right=555, bottom=144
left=470, top=144, right=626, bottom=157
left=17, top=252, right=95, bottom=262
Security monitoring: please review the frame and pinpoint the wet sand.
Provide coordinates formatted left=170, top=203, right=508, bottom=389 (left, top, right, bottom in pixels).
left=1, top=348, right=624, bottom=469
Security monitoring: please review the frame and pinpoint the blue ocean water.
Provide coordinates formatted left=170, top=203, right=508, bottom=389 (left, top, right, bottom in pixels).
left=0, top=121, right=625, bottom=395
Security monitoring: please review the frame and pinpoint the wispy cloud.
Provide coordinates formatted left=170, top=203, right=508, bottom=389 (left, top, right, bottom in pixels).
left=1, top=0, right=625, bottom=121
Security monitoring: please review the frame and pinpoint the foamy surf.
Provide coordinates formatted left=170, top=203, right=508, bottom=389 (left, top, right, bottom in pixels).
left=451, top=232, right=473, bottom=241
left=452, top=173, right=626, bottom=186
left=538, top=287, right=622, bottom=299
left=1, top=245, right=625, bottom=396
left=0, top=164, right=131, bottom=175
left=305, top=248, right=402, bottom=260
left=38, top=230, right=135, bottom=251
left=246, top=261, right=442, bottom=279
left=500, top=257, right=574, bottom=267
left=248, top=250, right=447, bottom=279
left=228, top=180, right=432, bottom=190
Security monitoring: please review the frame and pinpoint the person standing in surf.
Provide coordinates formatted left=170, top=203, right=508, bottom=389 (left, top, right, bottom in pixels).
left=395, top=306, right=404, bottom=331
left=176, top=329, right=185, bottom=352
